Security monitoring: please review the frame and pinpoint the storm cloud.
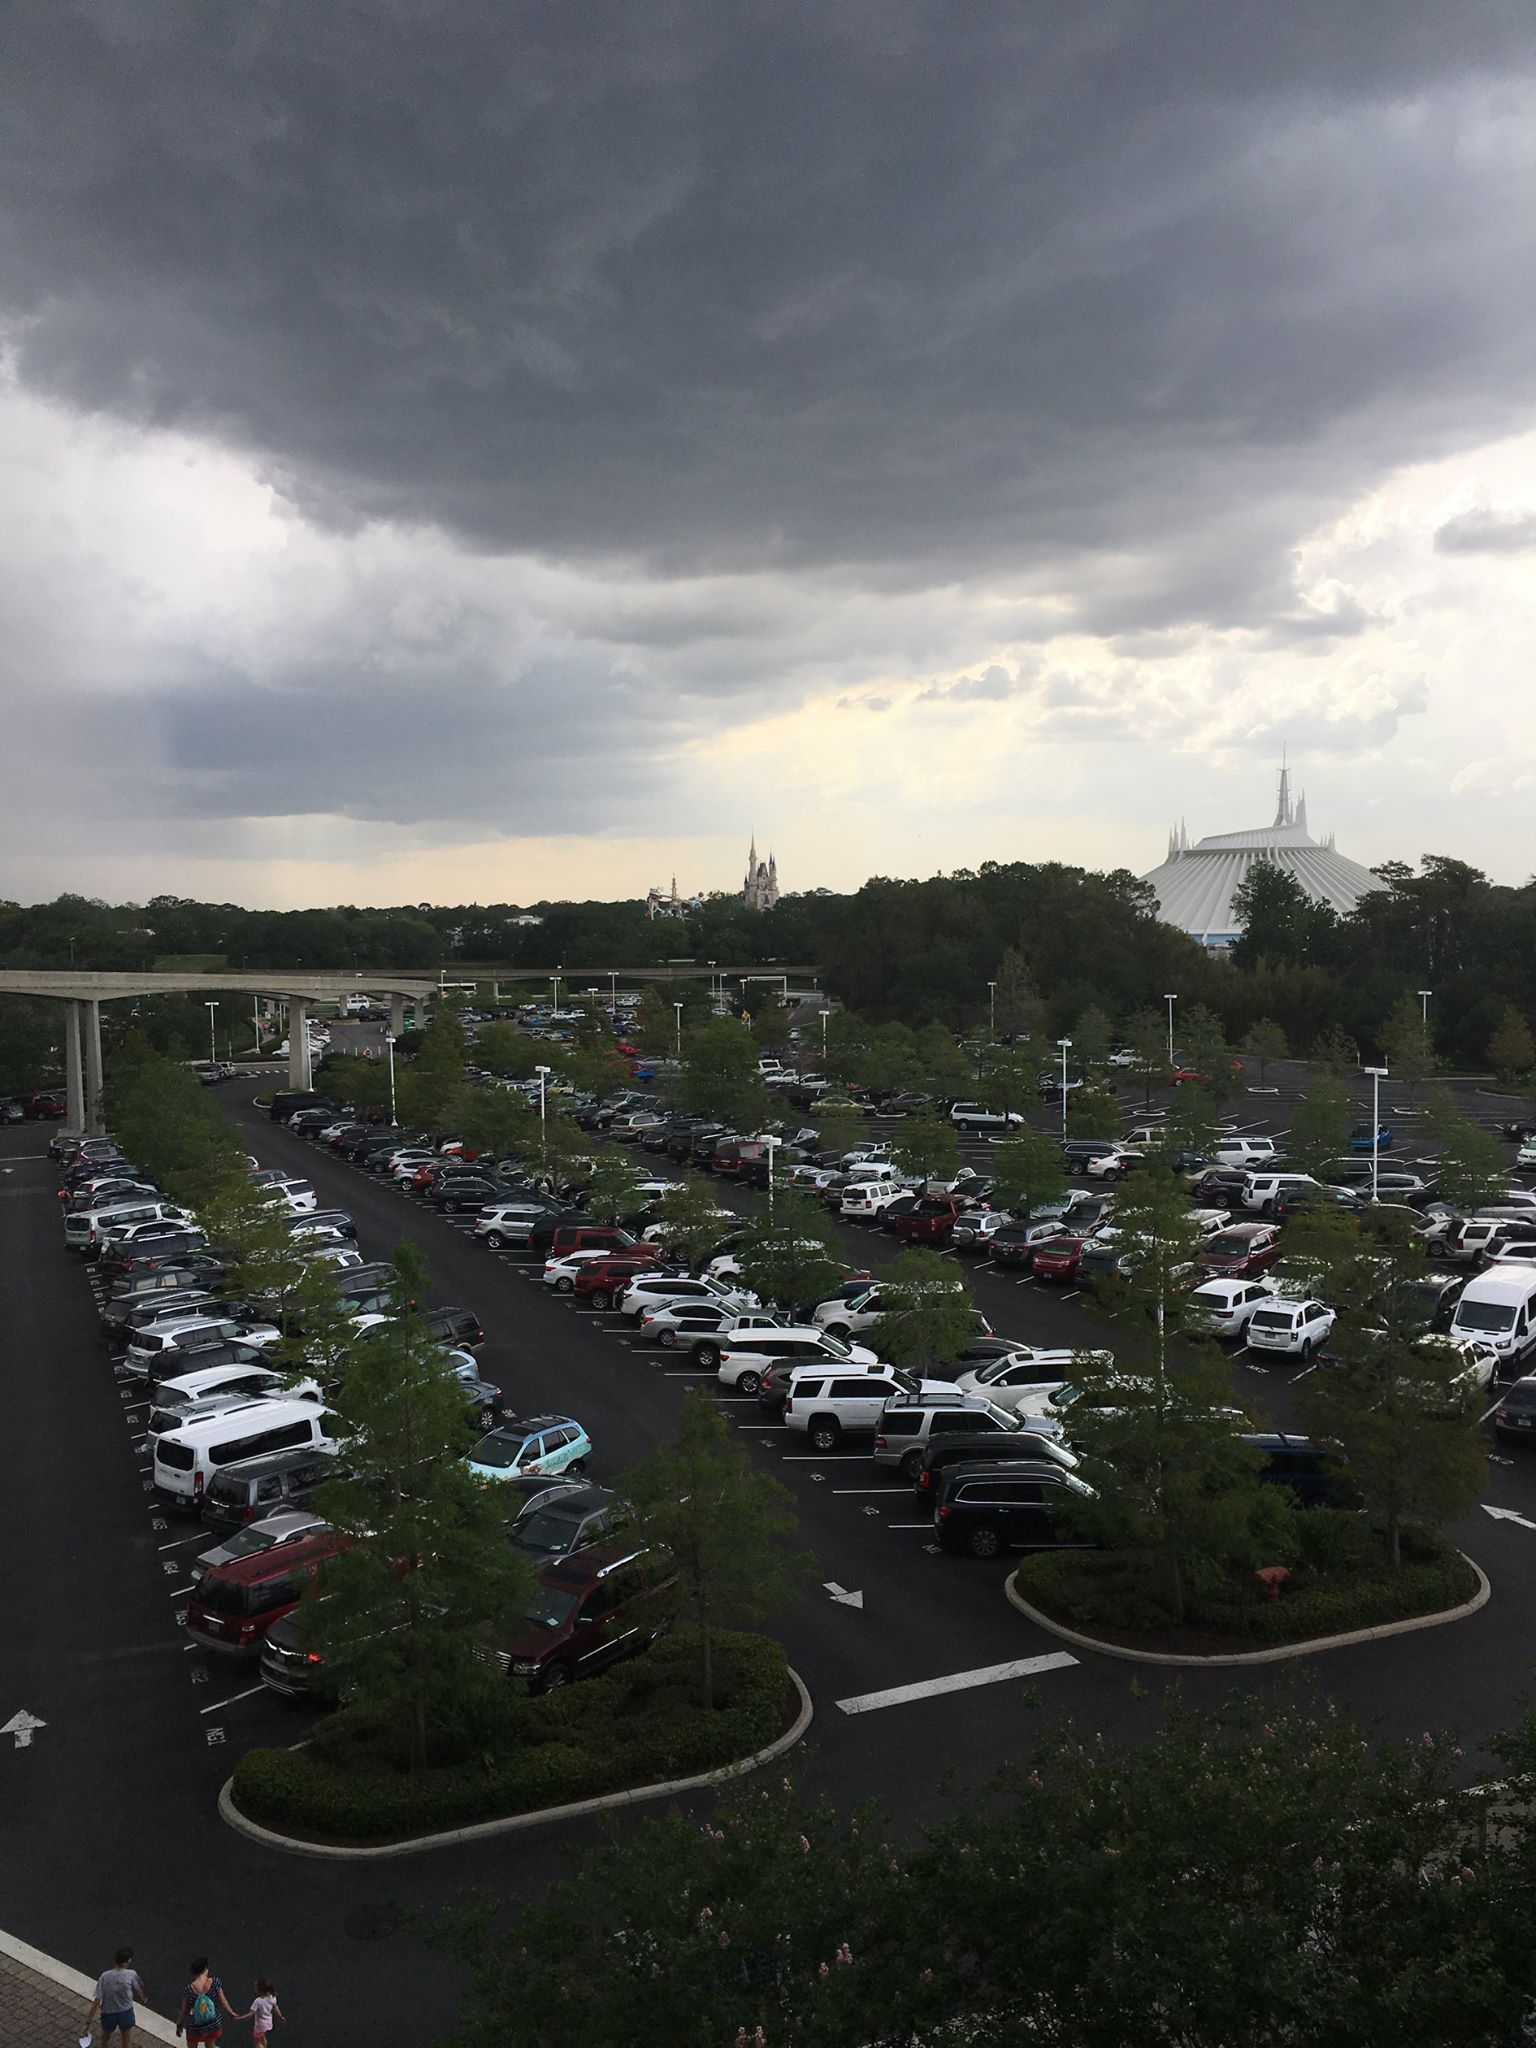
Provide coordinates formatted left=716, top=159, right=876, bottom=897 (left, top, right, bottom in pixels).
left=3, top=0, right=1536, bottom=894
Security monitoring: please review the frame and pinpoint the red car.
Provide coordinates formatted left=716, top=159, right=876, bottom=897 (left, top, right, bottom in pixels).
left=891, top=1194, right=965, bottom=1246
left=20, top=1091, right=67, bottom=1120
left=183, top=1530, right=348, bottom=1657
left=1030, top=1234, right=1094, bottom=1282
left=1171, top=1060, right=1245, bottom=1086
left=496, top=1544, right=679, bottom=1692
left=1197, top=1223, right=1283, bottom=1279
left=572, top=1252, right=661, bottom=1309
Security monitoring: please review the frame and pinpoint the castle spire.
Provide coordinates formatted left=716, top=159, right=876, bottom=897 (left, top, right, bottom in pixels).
left=1275, top=750, right=1292, bottom=828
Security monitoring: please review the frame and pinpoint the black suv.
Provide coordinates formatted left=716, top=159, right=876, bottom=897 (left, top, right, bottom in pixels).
left=934, top=1460, right=1096, bottom=1559
left=1242, top=1433, right=1358, bottom=1507
left=200, top=1447, right=336, bottom=1529
left=915, top=1426, right=1078, bottom=1499
left=425, top=1305, right=485, bottom=1350
left=509, top=1484, right=627, bottom=1560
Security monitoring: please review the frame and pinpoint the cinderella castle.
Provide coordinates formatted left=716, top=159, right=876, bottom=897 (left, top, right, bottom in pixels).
left=742, top=835, right=780, bottom=912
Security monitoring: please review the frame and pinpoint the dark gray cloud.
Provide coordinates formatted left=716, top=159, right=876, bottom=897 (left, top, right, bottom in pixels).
left=3, top=0, right=1536, bottom=618
left=1435, top=507, right=1536, bottom=555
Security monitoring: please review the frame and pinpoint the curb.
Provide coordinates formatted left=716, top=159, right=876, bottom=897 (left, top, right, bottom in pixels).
left=0, top=1928, right=181, bottom=2044
left=217, top=1666, right=813, bottom=1860
left=1005, top=1555, right=1490, bottom=1667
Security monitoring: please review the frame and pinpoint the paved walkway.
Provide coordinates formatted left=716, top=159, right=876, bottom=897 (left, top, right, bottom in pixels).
left=0, top=1932, right=178, bottom=2044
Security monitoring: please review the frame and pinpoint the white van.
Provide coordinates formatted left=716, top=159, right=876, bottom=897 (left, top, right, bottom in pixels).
left=64, top=1200, right=189, bottom=1255
left=1212, top=1136, right=1276, bottom=1168
left=152, top=1399, right=335, bottom=1509
left=1449, top=1265, right=1536, bottom=1370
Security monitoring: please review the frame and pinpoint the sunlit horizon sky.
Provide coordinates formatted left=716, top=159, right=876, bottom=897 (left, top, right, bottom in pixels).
left=3, top=4, right=1535, bottom=913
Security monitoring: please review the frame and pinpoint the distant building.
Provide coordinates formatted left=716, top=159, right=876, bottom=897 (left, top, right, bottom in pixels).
left=742, top=835, right=780, bottom=912
left=1142, top=765, right=1386, bottom=950
left=645, top=876, right=703, bottom=921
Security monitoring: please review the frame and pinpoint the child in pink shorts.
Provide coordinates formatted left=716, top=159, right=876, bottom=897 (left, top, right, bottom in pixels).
left=245, top=1979, right=284, bottom=2041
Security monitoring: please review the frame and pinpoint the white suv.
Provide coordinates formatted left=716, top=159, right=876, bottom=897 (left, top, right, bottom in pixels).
left=1242, top=1173, right=1323, bottom=1215
left=781, top=1363, right=950, bottom=1450
left=1246, top=1298, right=1335, bottom=1358
left=715, top=1329, right=878, bottom=1395
left=948, top=1103, right=1024, bottom=1133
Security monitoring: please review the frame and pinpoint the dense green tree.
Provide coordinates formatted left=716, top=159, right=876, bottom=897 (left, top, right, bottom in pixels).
left=0, top=996, right=61, bottom=1094
left=681, top=1018, right=770, bottom=1129
left=990, top=945, right=1046, bottom=1041
left=1489, top=1004, right=1536, bottom=1084
left=305, top=1249, right=533, bottom=1766
left=624, top=1391, right=811, bottom=1710
left=1311, top=1022, right=1360, bottom=1074
left=316, top=1052, right=392, bottom=1118
left=582, top=1147, right=645, bottom=1224
left=652, top=1174, right=732, bottom=1265
left=395, top=1016, right=467, bottom=1132
left=892, top=1108, right=960, bottom=1185
left=1379, top=991, right=1436, bottom=1095
left=1286, top=1073, right=1352, bottom=1180
left=869, top=1249, right=977, bottom=1373
left=733, top=1193, right=846, bottom=1313
left=854, top=1022, right=924, bottom=1097
left=988, top=1127, right=1068, bottom=1218
left=1424, top=1087, right=1511, bottom=1210
left=915, top=1021, right=974, bottom=1101
left=1065, top=1084, right=1120, bottom=1139
left=459, top=1085, right=539, bottom=1163
left=1123, top=1006, right=1171, bottom=1105
left=1230, top=861, right=1336, bottom=968
left=471, top=1022, right=542, bottom=1082
left=103, top=1052, right=246, bottom=1207
left=1070, top=1003, right=1114, bottom=1071
left=975, top=1042, right=1040, bottom=1119
left=1240, top=1016, right=1289, bottom=1082
left=812, top=1103, right=869, bottom=1162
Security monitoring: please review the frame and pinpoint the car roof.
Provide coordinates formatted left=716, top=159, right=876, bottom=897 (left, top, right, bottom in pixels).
left=520, top=1484, right=613, bottom=1515
left=493, top=1415, right=579, bottom=1438
left=197, top=1529, right=341, bottom=1585
left=943, top=1458, right=1077, bottom=1482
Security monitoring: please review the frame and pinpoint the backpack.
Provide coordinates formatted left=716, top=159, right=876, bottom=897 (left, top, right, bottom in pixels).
left=189, top=1988, right=218, bottom=2029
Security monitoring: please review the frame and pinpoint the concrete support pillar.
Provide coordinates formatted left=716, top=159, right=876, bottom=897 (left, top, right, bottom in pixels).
left=63, top=1001, right=85, bottom=1136
left=389, top=993, right=406, bottom=1038
left=83, top=1000, right=105, bottom=1135
left=288, top=999, right=310, bottom=1090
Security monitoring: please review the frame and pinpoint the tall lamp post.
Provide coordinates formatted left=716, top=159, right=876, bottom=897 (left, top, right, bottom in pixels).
left=673, top=1002, right=684, bottom=1058
left=1418, top=989, right=1432, bottom=1047
left=205, top=1001, right=218, bottom=1068
left=610, top=969, right=617, bottom=1016
left=535, top=1063, right=551, bottom=1166
left=385, top=1033, right=398, bottom=1125
left=763, top=1134, right=780, bottom=1212
left=988, top=981, right=998, bottom=1041
left=819, top=1008, right=830, bottom=1062
left=1363, top=1065, right=1388, bottom=1203
left=552, top=966, right=562, bottom=1017
left=1058, top=1037, right=1072, bottom=1139
left=1164, top=993, right=1178, bottom=1066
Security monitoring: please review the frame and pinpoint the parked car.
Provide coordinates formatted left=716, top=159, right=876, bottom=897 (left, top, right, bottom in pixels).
left=1197, top=1223, right=1283, bottom=1280
left=508, top=1484, right=629, bottom=1560
left=494, top=1544, right=678, bottom=1692
left=933, top=1462, right=1097, bottom=1558
left=1189, top=1278, right=1277, bottom=1339
left=1349, top=1124, right=1394, bottom=1152
left=948, top=1103, right=1025, bottom=1133
left=465, top=1416, right=592, bottom=1483
left=1245, top=1297, right=1337, bottom=1359
left=1242, top=1433, right=1358, bottom=1507
left=1030, top=1235, right=1095, bottom=1283
left=1491, top=1375, right=1536, bottom=1443
left=951, top=1347, right=1113, bottom=1412
left=191, top=1509, right=329, bottom=1585
left=874, top=1391, right=1081, bottom=1477
left=183, top=1528, right=346, bottom=1656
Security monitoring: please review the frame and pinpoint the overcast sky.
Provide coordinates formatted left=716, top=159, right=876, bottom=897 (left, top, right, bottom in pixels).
left=2, top=1, right=1535, bottom=910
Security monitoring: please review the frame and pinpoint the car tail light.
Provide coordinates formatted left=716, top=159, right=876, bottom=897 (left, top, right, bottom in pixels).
left=936, top=1504, right=952, bottom=1519
left=917, top=1470, right=932, bottom=1492
left=874, top=1434, right=887, bottom=1451
left=306, top=1651, right=324, bottom=1665
left=193, top=1470, right=204, bottom=1496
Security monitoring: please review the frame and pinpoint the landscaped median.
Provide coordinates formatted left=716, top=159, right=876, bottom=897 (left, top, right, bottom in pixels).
left=1009, top=1523, right=1488, bottom=1664
left=227, top=1631, right=806, bottom=1851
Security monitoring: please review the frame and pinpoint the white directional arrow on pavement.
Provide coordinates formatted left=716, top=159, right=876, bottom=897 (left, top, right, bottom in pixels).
left=2, top=1710, right=45, bottom=1749
left=1482, top=1504, right=1536, bottom=1532
left=823, top=1581, right=864, bottom=1610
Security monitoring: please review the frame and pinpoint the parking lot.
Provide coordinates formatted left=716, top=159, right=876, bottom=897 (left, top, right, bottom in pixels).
left=4, top=1059, right=1536, bottom=2039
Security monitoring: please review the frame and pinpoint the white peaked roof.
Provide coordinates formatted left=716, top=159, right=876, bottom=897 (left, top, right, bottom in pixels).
left=1143, top=767, right=1386, bottom=944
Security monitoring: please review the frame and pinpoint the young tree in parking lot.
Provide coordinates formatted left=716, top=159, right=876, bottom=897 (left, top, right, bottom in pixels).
left=856, top=1021, right=924, bottom=1099
left=271, top=1254, right=379, bottom=1392
left=1065, top=1084, right=1120, bottom=1139
left=892, top=1109, right=960, bottom=1186
left=315, top=1052, right=392, bottom=1118
left=652, top=1173, right=730, bottom=1267
left=396, top=1018, right=467, bottom=1133
left=1182, top=1003, right=1242, bottom=1110
left=682, top=1018, right=771, bottom=1130
left=1241, top=1016, right=1290, bottom=1084
left=624, top=1390, right=811, bottom=1711
left=1489, top=1005, right=1536, bottom=1085
left=991, top=945, right=1047, bottom=1043
left=975, top=1042, right=1039, bottom=1120
left=471, top=1022, right=543, bottom=1083
left=750, top=1004, right=792, bottom=1056
left=869, top=1248, right=978, bottom=1374
left=1423, top=1086, right=1511, bottom=1212
left=1067, top=1165, right=1283, bottom=1623
left=1071, top=1003, right=1114, bottom=1073
left=733, top=1193, right=845, bottom=1315
left=813, top=1102, right=868, bottom=1162
left=820, top=1011, right=870, bottom=1089
left=1160, top=1083, right=1218, bottom=1160
left=104, top=1052, right=247, bottom=1207
left=1380, top=992, right=1437, bottom=1097
left=1285, top=1073, right=1352, bottom=1181
left=1295, top=1213, right=1487, bottom=1570
left=195, top=1170, right=313, bottom=1328
left=459, top=1084, right=540, bottom=1166
left=1312, top=1022, right=1361, bottom=1075
left=629, top=985, right=676, bottom=1058
left=306, top=1245, right=533, bottom=1771
left=988, top=1126, right=1068, bottom=1219
left=916, top=1021, right=974, bottom=1103
left=582, top=1146, right=644, bottom=1225
left=1124, top=1007, right=1172, bottom=1106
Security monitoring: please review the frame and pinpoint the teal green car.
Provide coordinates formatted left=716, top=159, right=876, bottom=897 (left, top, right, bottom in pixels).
left=467, top=1414, right=592, bottom=1483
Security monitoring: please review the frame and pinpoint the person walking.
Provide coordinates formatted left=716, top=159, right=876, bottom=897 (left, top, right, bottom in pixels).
left=86, top=1946, right=147, bottom=2043
left=176, top=1957, right=241, bottom=2045
left=245, top=1978, right=284, bottom=2041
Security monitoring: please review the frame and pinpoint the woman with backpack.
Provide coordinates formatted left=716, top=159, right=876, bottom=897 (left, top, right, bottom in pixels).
left=176, top=1958, right=241, bottom=2045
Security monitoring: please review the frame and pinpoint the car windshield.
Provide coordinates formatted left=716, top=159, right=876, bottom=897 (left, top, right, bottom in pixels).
left=1457, top=1301, right=1516, bottom=1334
left=514, top=1511, right=589, bottom=1555
left=215, top=1524, right=291, bottom=1562
left=1249, top=1310, right=1292, bottom=1329
left=1208, top=1234, right=1254, bottom=1256
left=473, top=1434, right=530, bottom=1469
left=522, top=1587, right=580, bottom=1631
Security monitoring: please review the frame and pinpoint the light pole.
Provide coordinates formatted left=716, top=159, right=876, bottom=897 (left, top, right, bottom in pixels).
left=1164, top=993, right=1177, bottom=1066
left=988, top=981, right=997, bottom=1041
left=385, top=1033, right=398, bottom=1125
left=252, top=997, right=261, bottom=1058
left=205, top=1001, right=218, bottom=1067
left=820, top=1008, right=830, bottom=1062
left=535, top=1063, right=551, bottom=1166
left=673, top=1002, right=684, bottom=1058
left=1363, top=1065, right=1388, bottom=1203
left=1418, top=989, right=1432, bottom=1052
left=610, top=970, right=617, bottom=1016
left=763, top=1134, right=780, bottom=1212
left=1058, top=1038, right=1072, bottom=1139
left=552, top=966, right=562, bottom=1017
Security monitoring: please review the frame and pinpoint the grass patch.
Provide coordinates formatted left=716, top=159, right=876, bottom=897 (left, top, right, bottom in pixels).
left=230, top=1630, right=791, bottom=1843
left=1016, top=1521, right=1479, bottom=1651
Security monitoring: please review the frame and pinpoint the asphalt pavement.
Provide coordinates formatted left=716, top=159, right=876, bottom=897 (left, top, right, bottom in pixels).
left=2, top=1059, right=1535, bottom=2038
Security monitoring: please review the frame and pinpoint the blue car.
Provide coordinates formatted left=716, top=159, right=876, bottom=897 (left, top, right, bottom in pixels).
left=1348, top=1124, right=1393, bottom=1153
left=466, top=1414, right=592, bottom=1483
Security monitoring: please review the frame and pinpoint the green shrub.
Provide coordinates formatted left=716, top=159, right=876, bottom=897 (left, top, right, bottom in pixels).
left=1016, top=1533, right=1478, bottom=1648
left=232, top=1630, right=791, bottom=1841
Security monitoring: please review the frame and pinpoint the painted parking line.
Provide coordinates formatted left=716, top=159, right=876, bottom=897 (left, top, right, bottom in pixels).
left=158, top=1532, right=206, bottom=1550
left=735, top=1423, right=786, bottom=1431
left=166, top=1584, right=196, bottom=1599
left=783, top=1453, right=867, bottom=1462
left=886, top=1522, right=934, bottom=1530
left=197, top=1683, right=269, bottom=1715
left=833, top=1486, right=898, bottom=1494
left=665, top=1369, right=714, bottom=1377
left=835, top=1651, right=1079, bottom=1716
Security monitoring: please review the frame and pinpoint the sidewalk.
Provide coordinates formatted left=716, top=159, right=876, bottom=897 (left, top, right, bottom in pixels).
left=0, top=1931, right=179, bottom=2044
